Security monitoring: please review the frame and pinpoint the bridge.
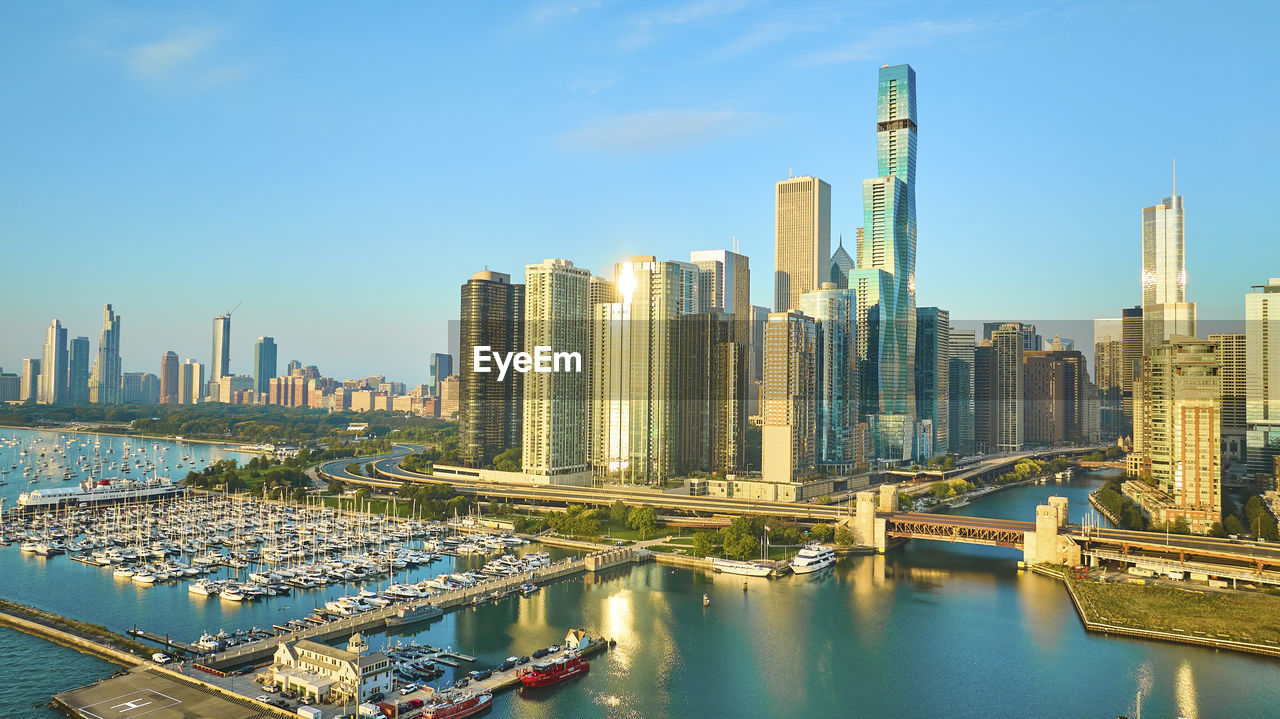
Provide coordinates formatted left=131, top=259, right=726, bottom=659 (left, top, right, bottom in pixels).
left=885, top=512, right=1034, bottom=549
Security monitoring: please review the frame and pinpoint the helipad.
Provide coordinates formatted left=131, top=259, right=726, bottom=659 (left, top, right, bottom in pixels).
left=54, top=667, right=274, bottom=719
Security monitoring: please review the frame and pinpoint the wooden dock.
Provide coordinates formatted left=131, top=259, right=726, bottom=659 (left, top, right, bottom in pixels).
left=127, top=628, right=199, bottom=654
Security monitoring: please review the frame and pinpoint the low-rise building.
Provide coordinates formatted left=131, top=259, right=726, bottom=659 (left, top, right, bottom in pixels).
left=266, top=633, right=390, bottom=706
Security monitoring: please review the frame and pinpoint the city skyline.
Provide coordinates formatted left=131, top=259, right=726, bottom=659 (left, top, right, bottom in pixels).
left=2, top=2, right=1276, bottom=383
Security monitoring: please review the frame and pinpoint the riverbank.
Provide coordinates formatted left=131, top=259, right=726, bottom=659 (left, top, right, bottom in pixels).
left=1055, top=570, right=1280, bottom=659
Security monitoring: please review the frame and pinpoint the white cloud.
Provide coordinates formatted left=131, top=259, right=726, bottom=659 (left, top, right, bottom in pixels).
left=799, top=19, right=987, bottom=66
left=570, top=75, right=622, bottom=94
left=622, top=0, right=754, bottom=50
left=557, top=109, right=769, bottom=152
left=127, top=28, right=222, bottom=81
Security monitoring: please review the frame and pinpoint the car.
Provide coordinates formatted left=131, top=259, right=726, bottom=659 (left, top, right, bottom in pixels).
left=468, top=669, right=492, bottom=680
left=367, top=691, right=385, bottom=703
left=263, top=685, right=279, bottom=694
left=454, top=677, right=470, bottom=689
left=516, top=656, right=530, bottom=665
left=531, top=648, right=549, bottom=659
left=269, top=699, right=289, bottom=709
left=613, top=540, right=626, bottom=546
left=499, top=661, right=515, bottom=672
left=407, top=699, right=424, bottom=709
left=506, top=656, right=519, bottom=664
left=399, top=684, right=417, bottom=695
left=255, top=695, right=270, bottom=703
left=548, top=645, right=560, bottom=653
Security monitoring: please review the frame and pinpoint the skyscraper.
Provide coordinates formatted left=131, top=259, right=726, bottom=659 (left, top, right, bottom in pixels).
left=20, top=358, right=40, bottom=402
left=39, top=319, right=68, bottom=405
left=160, top=351, right=179, bottom=404
left=212, top=313, right=232, bottom=385
left=91, top=304, right=122, bottom=405
left=1246, top=278, right=1280, bottom=479
left=254, top=337, right=278, bottom=396
left=859, top=63, right=919, bottom=461
left=774, top=176, right=831, bottom=313
left=429, top=353, right=454, bottom=396
left=690, top=249, right=751, bottom=323
left=179, top=359, right=205, bottom=405
left=1142, top=178, right=1196, bottom=352
left=522, top=259, right=590, bottom=479
left=1121, top=306, right=1144, bottom=438
left=800, top=285, right=858, bottom=467
left=590, top=256, right=700, bottom=484
left=459, top=270, right=524, bottom=468
left=947, top=329, right=976, bottom=456
left=1094, top=318, right=1124, bottom=440
left=69, top=336, right=90, bottom=405
left=1022, top=350, right=1088, bottom=445
left=829, top=235, right=854, bottom=288
left=748, top=304, right=769, bottom=415
left=992, top=323, right=1024, bottom=452
left=1209, top=333, right=1247, bottom=461
left=762, top=311, right=817, bottom=482
left=915, top=307, right=949, bottom=457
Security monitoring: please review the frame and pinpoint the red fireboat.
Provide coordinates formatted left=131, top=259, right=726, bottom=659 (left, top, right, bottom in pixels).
left=518, top=651, right=590, bottom=688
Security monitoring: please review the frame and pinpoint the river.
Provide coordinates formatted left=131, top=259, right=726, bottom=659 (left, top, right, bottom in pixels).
left=2, top=428, right=1277, bottom=718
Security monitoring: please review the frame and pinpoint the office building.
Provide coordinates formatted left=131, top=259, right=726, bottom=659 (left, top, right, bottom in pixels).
left=1247, top=278, right=1280, bottom=479
left=1022, top=350, right=1088, bottom=446
left=800, top=286, right=858, bottom=468
left=160, top=351, right=179, bottom=404
left=1121, top=306, right=1144, bottom=438
left=690, top=249, right=751, bottom=325
left=0, top=371, right=18, bottom=402
left=859, top=64, right=920, bottom=461
left=982, top=322, right=1042, bottom=352
left=522, top=259, right=590, bottom=479
left=915, top=307, right=950, bottom=458
left=774, top=176, right=831, bottom=313
left=673, top=311, right=747, bottom=476
left=286, top=359, right=302, bottom=375
left=762, top=311, right=817, bottom=482
left=212, top=313, right=231, bottom=385
left=179, top=360, right=204, bottom=405
left=254, top=337, right=277, bottom=396
left=947, top=329, right=976, bottom=456
left=829, top=235, right=854, bottom=288
left=458, top=270, right=524, bottom=467
left=748, top=304, right=769, bottom=416
left=90, top=304, right=122, bottom=405
left=590, top=256, right=700, bottom=484
left=1209, top=333, right=1247, bottom=462
left=20, top=358, right=40, bottom=402
left=1141, top=179, right=1196, bottom=353
left=1094, top=318, right=1124, bottom=441
left=429, top=353, right=453, bottom=396
left=39, top=320, right=68, bottom=405
left=69, top=336, right=90, bottom=405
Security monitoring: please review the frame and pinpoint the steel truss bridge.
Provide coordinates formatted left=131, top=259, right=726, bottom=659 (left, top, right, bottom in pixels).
left=885, top=513, right=1034, bottom=548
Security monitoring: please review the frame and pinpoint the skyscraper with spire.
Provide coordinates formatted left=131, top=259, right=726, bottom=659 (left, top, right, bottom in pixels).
left=854, top=63, right=918, bottom=460
left=829, top=235, right=854, bottom=287
left=1142, top=164, right=1195, bottom=353
left=91, top=304, right=122, bottom=405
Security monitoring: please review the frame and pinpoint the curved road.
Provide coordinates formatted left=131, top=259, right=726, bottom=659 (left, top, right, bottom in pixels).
left=315, top=443, right=420, bottom=484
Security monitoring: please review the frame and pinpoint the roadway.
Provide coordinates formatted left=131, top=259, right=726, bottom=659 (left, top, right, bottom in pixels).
left=1074, top=526, right=1280, bottom=569
left=315, top=444, right=417, bottom=484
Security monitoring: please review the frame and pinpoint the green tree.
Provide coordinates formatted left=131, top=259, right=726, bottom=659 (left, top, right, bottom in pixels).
left=492, top=447, right=521, bottom=472
left=1224, top=514, right=1245, bottom=536
left=353, top=487, right=371, bottom=506
left=834, top=526, right=854, bottom=546
left=292, top=486, right=308, bottom=503
left=809, top=524, right=834, bottom=543
left=691, top=531, right=718, bottom=558
left=626, top=506, right=659, bottom=540
left=609, top=500, right=629, bottom=525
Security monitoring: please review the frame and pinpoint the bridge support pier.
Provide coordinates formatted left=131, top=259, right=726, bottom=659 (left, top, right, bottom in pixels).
left=843, top=491, right=885, bottom=552
left=878, top=484, right=898, bottom=513
left=1023, top=497, right=1081, bottom=567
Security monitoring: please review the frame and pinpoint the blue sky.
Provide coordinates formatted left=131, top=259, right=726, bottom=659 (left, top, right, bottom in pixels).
left=2, top=1, right=1277, bottom=384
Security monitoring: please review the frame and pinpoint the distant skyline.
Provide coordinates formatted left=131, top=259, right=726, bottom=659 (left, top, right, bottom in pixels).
left=3, top=1, right=1278, bottom=384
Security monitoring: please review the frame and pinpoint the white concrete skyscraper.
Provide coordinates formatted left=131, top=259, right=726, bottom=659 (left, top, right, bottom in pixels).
left=774, top=176, right=831, bottom=313
left=1247, top=278, right=1280, bottom=478
left=212, top=313, right=232, bottom=385
left=39, top=319, right=68, bottom=405
left=1142, top=170, right=1195, bottom=352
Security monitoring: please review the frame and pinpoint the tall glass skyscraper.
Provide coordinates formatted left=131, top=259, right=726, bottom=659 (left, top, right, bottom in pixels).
left=858, top=63, right=918, bottom=460
left=91, top=304, right=122, bottom=405
left=799, top=285, right=858, bottom=467
left=69, top=336, right=90, bottom=405
left=1142, top=178, right=1195, bottom=352
left=254, top=337, right=277, bottom=395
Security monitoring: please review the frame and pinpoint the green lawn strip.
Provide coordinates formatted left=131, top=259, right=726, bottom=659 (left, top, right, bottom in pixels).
left=1066, top=576, right=1280, bottom=644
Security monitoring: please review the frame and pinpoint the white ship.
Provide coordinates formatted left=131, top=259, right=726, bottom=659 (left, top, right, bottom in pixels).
left=17, top=477, right=185, bottom=511
left=711, top=558, right=773, bottom=577
left=789, top=544, right=836, bottom=575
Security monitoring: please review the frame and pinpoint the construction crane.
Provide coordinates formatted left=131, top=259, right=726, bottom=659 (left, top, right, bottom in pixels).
left=220, top=300, right=243, bottom=319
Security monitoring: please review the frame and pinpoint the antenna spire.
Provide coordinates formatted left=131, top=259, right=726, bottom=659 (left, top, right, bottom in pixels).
left=1172, top=158, right=1177, bottom=196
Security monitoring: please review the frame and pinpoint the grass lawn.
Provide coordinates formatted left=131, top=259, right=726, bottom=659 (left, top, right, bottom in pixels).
left=1067, top=575, right=1280, bottom=644
left=597, top=521, right=687, bottom=542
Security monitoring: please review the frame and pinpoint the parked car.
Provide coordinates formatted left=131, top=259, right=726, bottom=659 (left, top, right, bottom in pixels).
left=454, top=677, right=470, bottom=689
left=531, top=648, right=549, bottom=659
left=468, top=669, right=492, bottom=681
left=407, top=699, right=424, bottom=709
left=516, top=656, right=530, bottom=665
left=367, top=691, right=385, bottom=703
left=399, top=683, right=417, bottom=695
left=499, top=660, right=515, bottom=672
left=255, top=696, right=270, bottom=703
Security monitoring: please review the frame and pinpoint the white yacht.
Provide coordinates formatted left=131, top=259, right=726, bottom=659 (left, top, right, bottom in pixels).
left=789, top=544, right=836, bottom=575
left=189, top=579, right=218, bottom=596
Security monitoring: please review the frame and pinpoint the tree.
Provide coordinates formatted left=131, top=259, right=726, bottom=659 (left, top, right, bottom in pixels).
left=492, top=447, right=521, bottom=472
left=810, top=524, right=833, bottom=543
left=691, top=531, right=717, bottom=558
left=292, top=486, right=308, bottom=503
left=626, top=506, right=658, bottom=540
left=1224, top=514, right=1245, bottom=537
left=353, top=487, right=371, bottom=506
left=609, top=500, right=629, bottom=525
left=834, top=526, right=854, bottom=546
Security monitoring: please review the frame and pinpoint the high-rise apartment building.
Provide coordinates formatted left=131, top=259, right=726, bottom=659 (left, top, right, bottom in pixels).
left=254, top=337, right=277, bottom=396
left=673, top=311, right=747, bottom=476
left=20, top=358, right=40, bottom=402
left=1247, top=278, right=1280, bottom=479
left=90, top=304, right=122, bottom=405
left=1094, top=318, right=1124, bottom=440
left=590, top=257, right=700, bottom=484
left=459, top=270, right=525, bottom=467
left=160, top=351, right=179, bottom=404
left=992, top=323, right=1024, bottom=452
left=691, top=249, right=750, bottom=324
left=762, top=311, right=817, bottom=482
left=39, top=319, right=68, bottom=405
left=1209, top=333, right=1247, bottom=461
left=212, top=313, right=232, bottom=385
left=800, top=285, right=858, bottom=468
left=974, top=340, right=996, bottom=454
left=69, top=336, right=90, bottom=405
left=1121, top=306, right=1144, bottom=438
left=179, top=359, right=205, bottom=405
left=948, top=330, right=976, bottom=456
left=1142, top=182, right=1196, bottom=353
left=774, top=176, right=831, bottom=313
left=522, top=259, right=590, bottom=479
left=0, top=371, right=18, bottom=402
left=859, top=64, right=919, bottom=461
left=748, top=305, right=769, bottom=415
left=429, top=353, right=453, bottom=396
left=1022, top=350, right=1087, bottom=446
left=915, top=307, right=950, bottom=457
left=1138, top=338, right=1221, bottom=533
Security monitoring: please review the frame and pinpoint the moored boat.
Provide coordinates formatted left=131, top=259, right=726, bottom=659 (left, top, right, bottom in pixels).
left=518, top=651, right=589, bottom=688
left=421, top=690, right=493, bottom=719
left=789, top=543, right=836, bottom=575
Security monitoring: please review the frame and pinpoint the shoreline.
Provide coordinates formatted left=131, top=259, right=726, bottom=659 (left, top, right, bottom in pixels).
left=0, top=423, right=258, bottom=451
